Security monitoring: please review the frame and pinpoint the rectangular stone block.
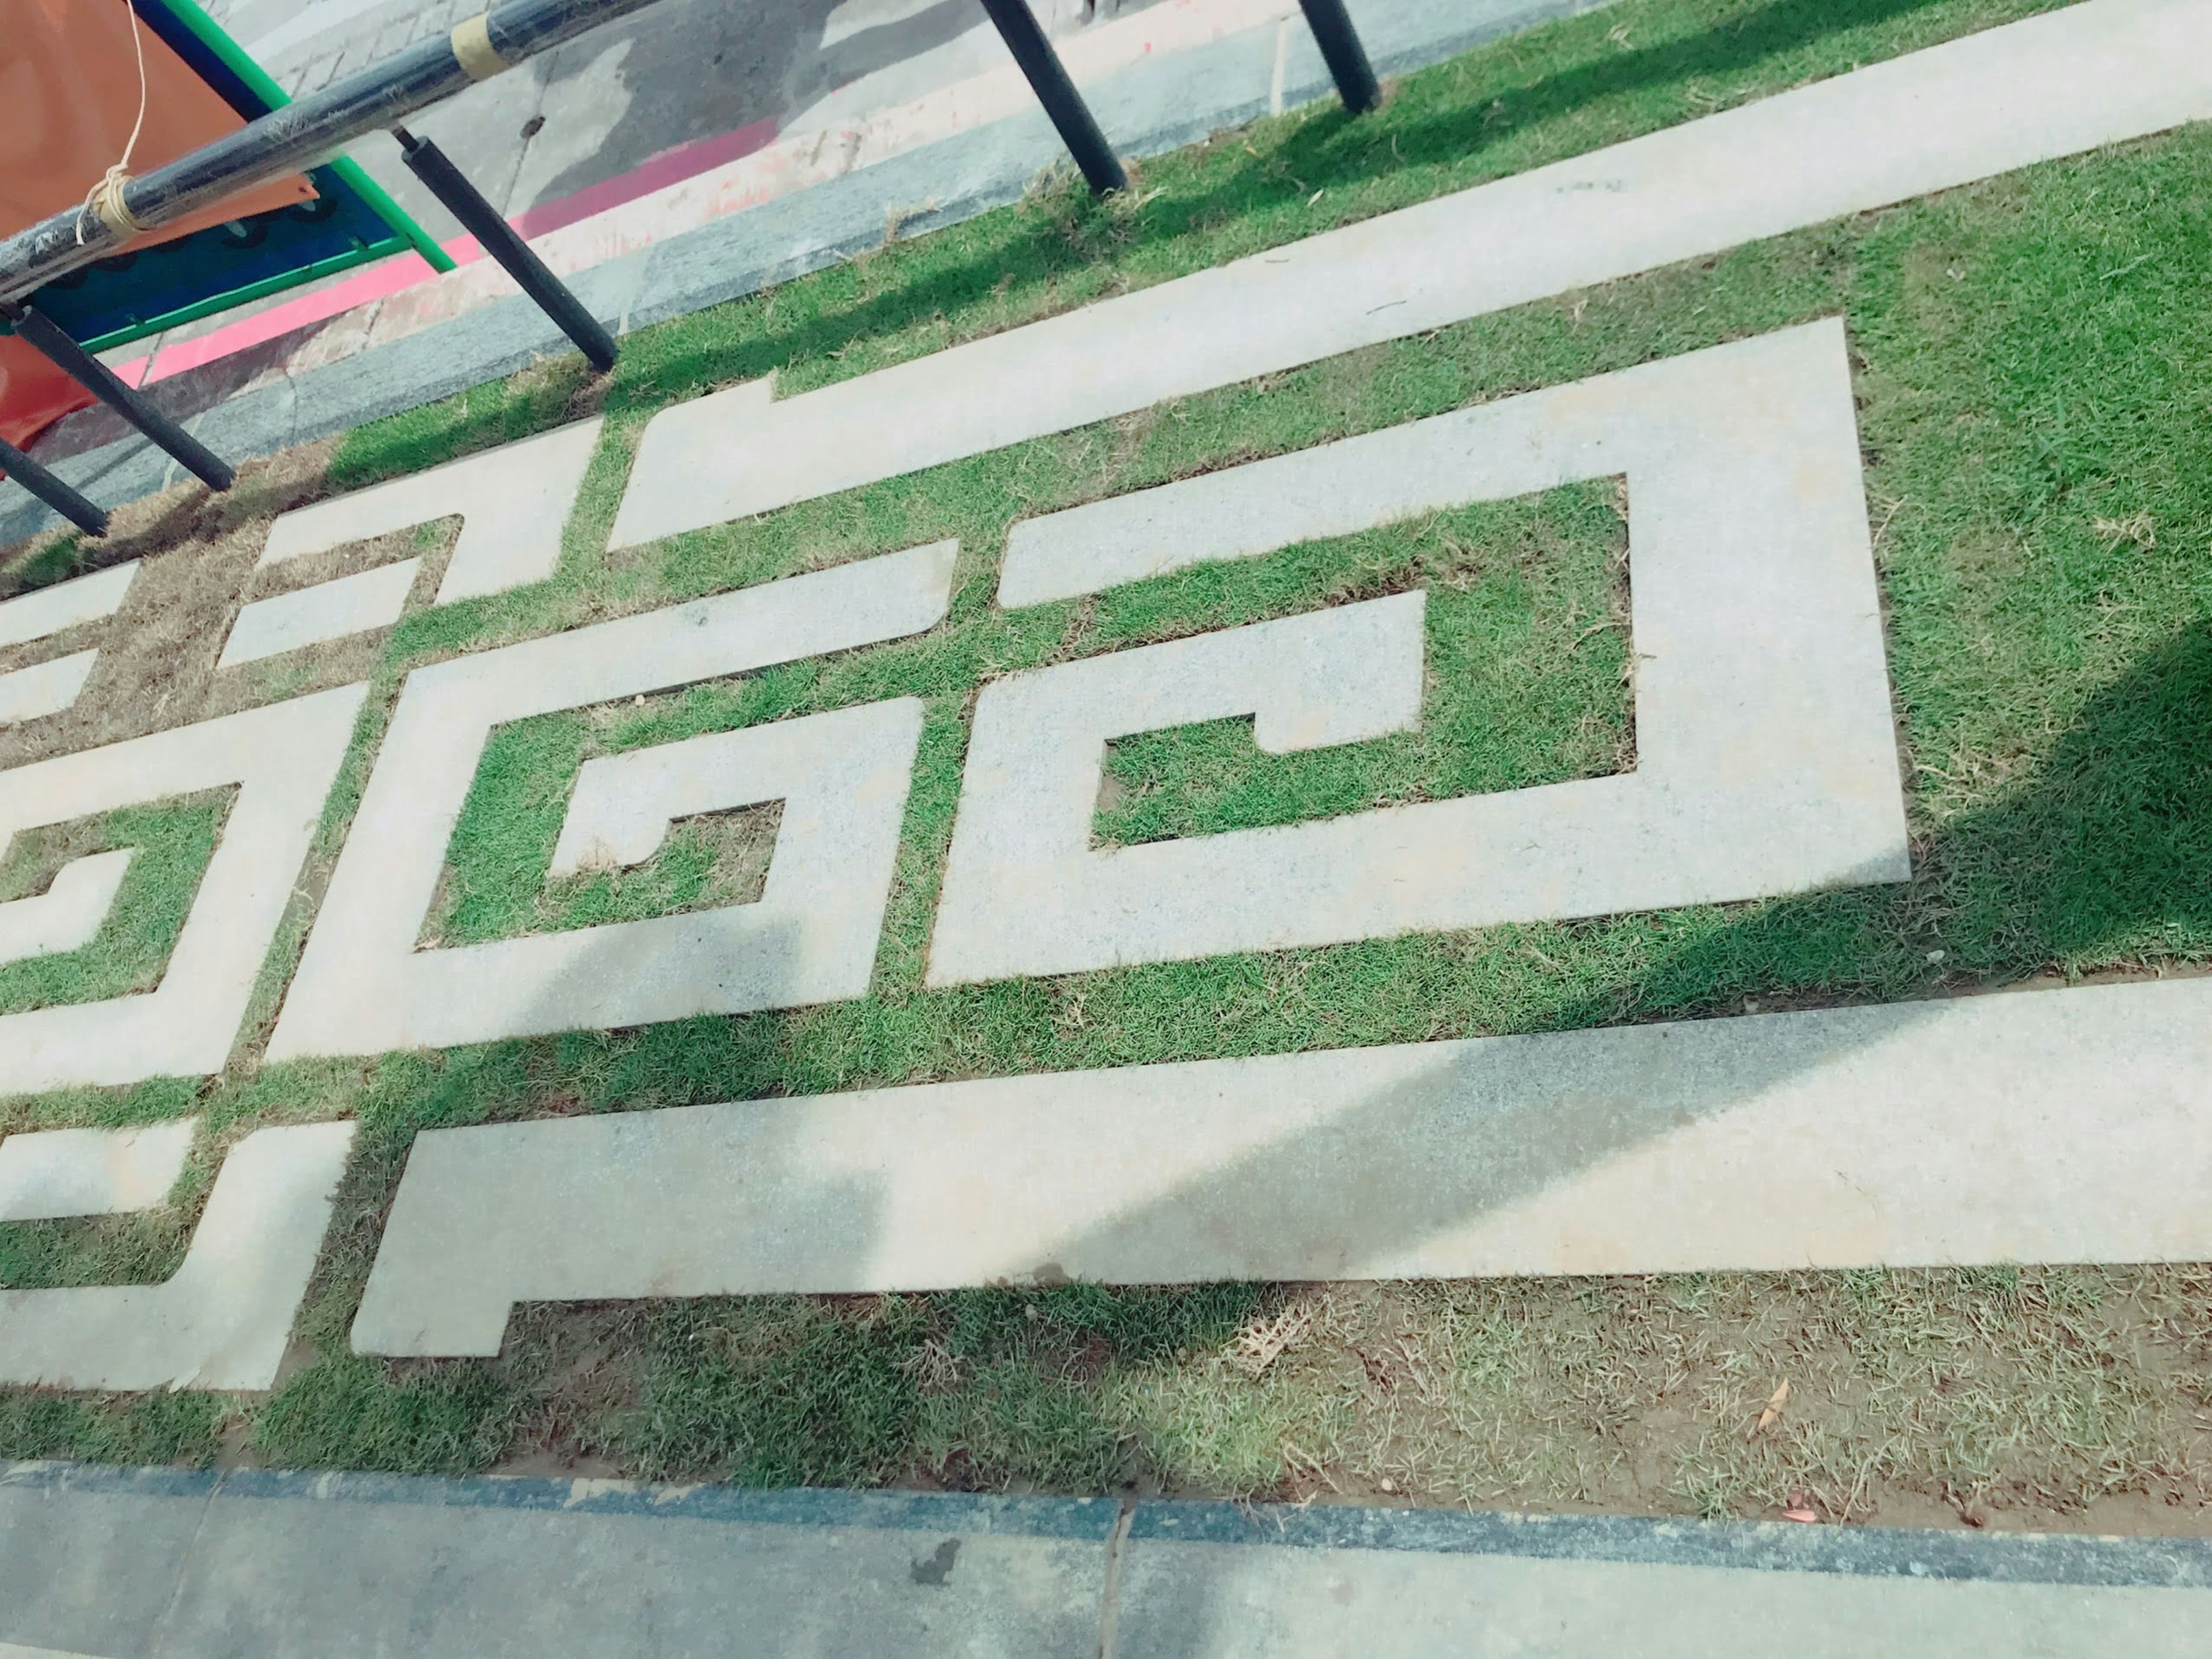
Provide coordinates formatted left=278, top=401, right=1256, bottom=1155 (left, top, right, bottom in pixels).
left=218, top=559, right=419, bottom=668
left=268, top=543, right=957, bottom=1059
left=0, top=563, right=135, bottom=650
left=0, top=652, right=99, bottom=725
left=355, top=974, right=2212, bottom=1358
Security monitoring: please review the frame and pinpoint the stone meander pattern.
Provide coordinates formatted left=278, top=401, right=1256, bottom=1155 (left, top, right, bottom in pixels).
left=3, top=0, right=2211, bottom=1385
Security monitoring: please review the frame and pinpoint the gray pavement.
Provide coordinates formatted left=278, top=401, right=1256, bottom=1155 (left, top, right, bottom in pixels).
left=5, top=1461, right=2210, bottom=1656
left=202, top=0, right=1161, bottom=247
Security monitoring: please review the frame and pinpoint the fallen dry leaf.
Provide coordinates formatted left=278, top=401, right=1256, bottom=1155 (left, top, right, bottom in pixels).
left=1226, top=1296, right=1320, bottom=1377
left=1753, top=1378, right=1790, bottom=1436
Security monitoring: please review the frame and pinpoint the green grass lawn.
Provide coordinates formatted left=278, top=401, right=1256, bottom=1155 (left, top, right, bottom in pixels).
left=5, top=0, right=2211, bottom=1525
left=0, top=794, right=227, bottom=1016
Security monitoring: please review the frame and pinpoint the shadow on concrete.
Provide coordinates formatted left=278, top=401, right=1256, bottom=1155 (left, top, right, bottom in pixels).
left=1017, top=615, right=2212, bottom=1281
left=343, top=616, right=2212, bottom=1351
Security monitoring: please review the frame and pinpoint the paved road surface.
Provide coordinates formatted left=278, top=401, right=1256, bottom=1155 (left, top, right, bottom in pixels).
left=5, top=1463, right=2210, bottom=1657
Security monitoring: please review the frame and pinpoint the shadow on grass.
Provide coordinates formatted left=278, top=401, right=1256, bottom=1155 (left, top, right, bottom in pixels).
left=241, top=613, right=2212, bottom=1485
left=1130, top=0, right=1969, bottom=252
left=549, top=0, right=1971, bottom=429
left=1022, top=617, right=2212, bottom=1286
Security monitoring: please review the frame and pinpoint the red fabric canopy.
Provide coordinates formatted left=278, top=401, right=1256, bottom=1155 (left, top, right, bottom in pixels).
left=1, top=0, right=319, bottom=448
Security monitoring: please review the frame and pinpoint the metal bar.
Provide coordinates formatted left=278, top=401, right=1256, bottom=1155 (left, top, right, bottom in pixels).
left=329, top=154, right=460, bottom=273
left=395, top=130, right=617, bottom=372
left=3, top=304, right=235, bottom=491
left=976, top=0, right=1126, bottom=195
left=1296, top=0, right=1381, bottom=115
left=144, top=0, right=459, bottom=272
left=0, top=0, right=666, bottom=304
left=0, top=438, right=109, bottom=537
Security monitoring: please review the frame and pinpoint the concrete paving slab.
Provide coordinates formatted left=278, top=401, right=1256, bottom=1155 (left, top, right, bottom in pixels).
left=0, top=685, right=365, bottom=1093
left=940, top=324, right=1908, bottom=982
left=354, top=971, right=2212, bottom=1358
left=217, top=559, right=418, bottom=668
left=0, top=1465, right=211, bottom=1659
left=551, top=695, right=919, bottom=881
left=611, top=0, right=2212, bottom=547
left=0, top=1116, right=188, bottom=1224
left=268, top=541, right=956, bottom=1059
left=0, top=654, right=101, bottom=728
left=0, top=1120, right=354, bottom=1391
left=0, top=851, right=134, bottom=972
left=1112, top=1517, right=2212, bottom=1657
left=163, top=1476, right=1115, bottom=1659
left=0, top=566, right=135, bottom=651
left=259, top=418, right=602, bottom=604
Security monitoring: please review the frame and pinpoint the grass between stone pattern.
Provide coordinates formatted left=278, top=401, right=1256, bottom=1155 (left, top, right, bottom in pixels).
left=6, top=0, right=2212, bottom=1527
left=0, top=793, right=228, bottom=1016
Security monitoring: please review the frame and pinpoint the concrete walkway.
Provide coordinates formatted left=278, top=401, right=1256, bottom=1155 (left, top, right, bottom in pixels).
left=3, top=1461, right=2209, bottom=1657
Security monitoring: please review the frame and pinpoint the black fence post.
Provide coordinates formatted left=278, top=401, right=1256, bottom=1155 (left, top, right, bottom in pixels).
left=977, top=0, right=1127, bottom=195
left=395, top=127, right=618, bottom=372
left=0, top=437, right=109, bottom=537
left=3, top=302, right=234, bottom=492
left=1297, top=0, right=1381, bottom=115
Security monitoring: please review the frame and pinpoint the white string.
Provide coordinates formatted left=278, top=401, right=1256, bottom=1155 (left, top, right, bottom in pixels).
left=77, top=0, right=153, bottom=245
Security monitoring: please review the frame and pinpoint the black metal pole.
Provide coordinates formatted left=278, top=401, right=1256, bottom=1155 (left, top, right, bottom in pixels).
left=0, top=437, right=109, bottom=537
left=976, top=0, right=1126, bottom=195
left=0, top=0, right=670, bottom=304
left=394, top=128, right=618, bottom=372
left=1297, top=0, right=1380, bottom=115
left=3, top=303, right=234, bottom=491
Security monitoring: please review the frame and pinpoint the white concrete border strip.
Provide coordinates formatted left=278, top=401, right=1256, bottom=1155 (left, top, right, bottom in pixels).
left=0, top=653, right=100, bottom=726
left=0, top=1119, right=194, bottom=1223
left=0, top=1121, right=356, bottom=1391
left=259, top=419, right=602, bottom=606
left=354, top=974, right=2212, bottom=1358
left=936, top=323, right=1908, bottom=981
left=0, top=564, right=135, bottom=652
left=611, top=0, right=2212, bottom=547
left=0, top=684, right=368, bottom=1093
left=0, top=850, right=137, bottom=970
left=218, top=560, right=419, bottom=669
left=268, top=541, right=957, bottom=1058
